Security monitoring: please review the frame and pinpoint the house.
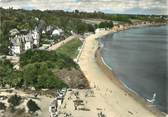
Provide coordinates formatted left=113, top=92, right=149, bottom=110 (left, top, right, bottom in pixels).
left=32, top=29, right=40, bottom=46
left=9, top=35, right=23, bottom=55
left=9, top=28, right=40, bottom=56
left=42, top=30, right=46, bottom=34
left=46, top=25, right=54, bottom=34
left=9, top=28, right=19, bottom=36
left=52, top=28, right=64, bottom=36
left=52, top=29, right=60, bottom=36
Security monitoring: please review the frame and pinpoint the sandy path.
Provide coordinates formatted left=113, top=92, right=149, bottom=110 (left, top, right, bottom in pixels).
left=48, top=35, right=77, bottom=51
left=78, top=31, right=160, bottom=117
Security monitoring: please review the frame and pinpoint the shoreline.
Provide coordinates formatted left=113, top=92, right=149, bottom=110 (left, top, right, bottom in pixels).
left=94, top=23, right=168, bottom=116
left=78, top=22, right=167, bottom=117
left=95, top=48, right=165, bottom=117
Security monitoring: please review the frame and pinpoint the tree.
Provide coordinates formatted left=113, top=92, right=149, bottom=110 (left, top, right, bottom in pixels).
left=0, top=102, right=6, bottom=110
left=9, top=71, right=24, bottom=87
left=75, top=9, right=79, bottom=14
left=108, top=21, right=114, bottom=28
left=0, top=59, right=13, bottom=86
left=8, top=94, right=22, bottom=106
left=23, top=62, right=67, bottom=89
left=76, top=22, right=87, bottom=34
left=87, top=24, right=95, bottom=32
left=98, top=21, right=113, bottom=29
left=20, top=50, right=78, bottom=69
left=27, top=99, right=40, bottom=113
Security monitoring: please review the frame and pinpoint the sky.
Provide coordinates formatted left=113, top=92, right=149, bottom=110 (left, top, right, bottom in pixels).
left=0, top=0, right=167, bottom=15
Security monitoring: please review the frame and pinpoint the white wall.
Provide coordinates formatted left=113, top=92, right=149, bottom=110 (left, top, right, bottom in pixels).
left=25, top=42, right=32, bottom=50
left=12, top=46, right=21, bottom=55
left=32, top=31, right=40, bottom=45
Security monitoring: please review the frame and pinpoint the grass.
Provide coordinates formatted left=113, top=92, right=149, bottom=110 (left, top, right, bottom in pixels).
left=56, top=38, right=82, bottom=59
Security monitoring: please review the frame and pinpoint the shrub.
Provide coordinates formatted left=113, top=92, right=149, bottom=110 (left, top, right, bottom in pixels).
left=23, top=62, right=67, bottom=89
left=8, top=105, right=15, bottom=113
left=0, top=102, right=6, bottom=110
left=20, top=50, right=78, bottom=69
left=27, top=99, right=40, bottom=113
left=8, top=94, right=22, bottom=106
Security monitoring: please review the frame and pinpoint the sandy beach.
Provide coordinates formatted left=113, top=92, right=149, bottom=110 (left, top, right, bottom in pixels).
left=77, top=30, right=164, bottom=117
left=0, top=89, right=53, bottom=117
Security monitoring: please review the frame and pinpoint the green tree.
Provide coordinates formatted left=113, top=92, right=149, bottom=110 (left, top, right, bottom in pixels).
left=27, top=99, right=40, bottom=113
left=8, top=94, right=22, bottom=107
left=23, top=62, right=67, bottom=89
left=0, top=59, right=13, bottom=86
left=0, top=102, right=6, bottom=110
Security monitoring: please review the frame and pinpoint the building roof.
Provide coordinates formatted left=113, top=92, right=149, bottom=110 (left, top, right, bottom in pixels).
left=20, top=29, right=29, bottom=34
left=46, top=25, right=54, bottom=32
left=10, top=37, right=22, bottom=46
left=9, top=28, right=19, bottom=36
left=52, top=29, right=60, bottom=36
left=52, top=28, right=64, bottom=36
left=10, top=33, right=34, bottom=46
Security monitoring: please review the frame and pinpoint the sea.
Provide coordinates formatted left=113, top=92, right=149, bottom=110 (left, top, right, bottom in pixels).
left=100, top=25, right=168, bottom=113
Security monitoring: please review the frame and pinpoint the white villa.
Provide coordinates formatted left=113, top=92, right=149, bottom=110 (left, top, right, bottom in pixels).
left=9, top=28, right=40, bottom=56
left=52, top=28, right=64, bottom=36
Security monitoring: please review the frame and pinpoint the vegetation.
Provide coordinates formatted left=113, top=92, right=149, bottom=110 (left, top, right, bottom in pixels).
left=1, top=7, right=166, bottom=54
left=0, top=49, right=82, bottom=89
left=0, top=59, right=23, bottom=87
left=0, top=48, right=87, bottom=89
left=0, top=59, right=13, bottom=77
left=0, top=7, right=166, bottom=89
left=0, top=102, right=6, bottom=110
left=20, top=50, right=78, bottom=69
left=27, top=99, right=40, bottom=113
left=20, top=50, right=80, bottom=89
left=0, top=8, right=94, bottom=54
left=98, top=21, right=114, bottom=29
left=8, top=94, right=22, bottom=107
left=56, top=38, right=82, bottom=59
left=23, top=62, right=67, bottom=89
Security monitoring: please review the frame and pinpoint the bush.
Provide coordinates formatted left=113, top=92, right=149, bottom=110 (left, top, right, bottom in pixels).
left=23, top=62, right=67, bottom=89
left=98, top=21, right=113, bottom=29
left=27, top=99, right=40, bottom=113
left=8, top=105, right=15, bottom=113
left=0, top=102, right=6, bottom=110
left=20, top=50, right=79, bottom=69
left=8, top=94, right=22, bottom=106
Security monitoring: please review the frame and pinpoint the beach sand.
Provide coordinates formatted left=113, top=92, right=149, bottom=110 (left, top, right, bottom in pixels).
left=77, top=30, right=164, bottom=117
left=0, top=89, right=53, bottom=117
